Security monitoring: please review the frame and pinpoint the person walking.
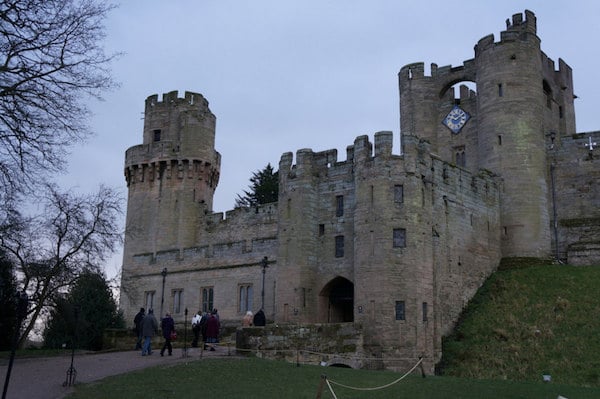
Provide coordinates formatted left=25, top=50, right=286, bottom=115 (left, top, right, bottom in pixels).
left=160, top=313, right=175, bottom=356
left=191, top=310, right=202, bottom=347
left=141, top=309, right=158, bottom=356
left=133, top=307, right=145, bottom=350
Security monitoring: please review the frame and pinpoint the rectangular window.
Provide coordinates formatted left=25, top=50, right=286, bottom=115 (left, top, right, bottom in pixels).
left=318, top=224, right=325, bottom=236
left=422, top=302, right=428, bottom=322
left=201, top=287, right=214, bottom=314
left=394, top=185, right=404, bottom=203
left=395, top=301, right=406, bottom=321
left=335, top=235, right=344, bottom=258
left=498, top=83, right=503, bottom=97
left=172, top=289, right=183, bottom=314
left=153, top=129, right=161, bottom=142
left=393, top=228, right=406, bottom=248
left=239, top=284, right=253, bottom=313
left=144, top=291, right=155, bottom=312
left=335, top=195, right=344, bottom=217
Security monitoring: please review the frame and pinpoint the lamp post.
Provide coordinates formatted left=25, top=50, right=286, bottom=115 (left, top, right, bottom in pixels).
left=159, top=268, right=167, bottom=319
left=183, top=308, right=188, bottom=358
left=260, top=257, right=268, bottom=310
left=63, top=305, right=79, bottom=387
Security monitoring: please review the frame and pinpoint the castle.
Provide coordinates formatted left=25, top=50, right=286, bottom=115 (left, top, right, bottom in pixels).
left=119, top=10, right=599, bottom=372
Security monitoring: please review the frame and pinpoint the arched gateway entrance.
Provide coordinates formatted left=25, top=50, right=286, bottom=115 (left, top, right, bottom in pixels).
left=318, top=277, right=354, bottom=323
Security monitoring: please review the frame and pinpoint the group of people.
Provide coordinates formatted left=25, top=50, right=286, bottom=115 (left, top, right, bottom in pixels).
left=191, top=309, right=220, bottom=350
left=133, top=306, right=267, bottom=356
left=133, top=307, right=176, bottom=357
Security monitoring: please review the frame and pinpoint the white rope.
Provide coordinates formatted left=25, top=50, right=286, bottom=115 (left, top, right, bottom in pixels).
left=327, top=357, right=423, bottom=391
left=325, top=378, right=339, bottom=399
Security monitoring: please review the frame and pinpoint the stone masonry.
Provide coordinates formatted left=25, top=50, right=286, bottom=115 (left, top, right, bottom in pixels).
left=120, top=10, right=599, bottom=373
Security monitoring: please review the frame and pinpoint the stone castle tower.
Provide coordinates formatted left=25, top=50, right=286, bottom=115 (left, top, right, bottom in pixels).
left=399, top=10, right=576, bottom=259
left=123, top=91, right=220, bottom=259
left=119, top=11, right=599, bottom=372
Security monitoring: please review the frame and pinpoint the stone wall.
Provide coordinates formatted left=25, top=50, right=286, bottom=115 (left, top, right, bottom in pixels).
left=552, top=131, right=600, bottom=264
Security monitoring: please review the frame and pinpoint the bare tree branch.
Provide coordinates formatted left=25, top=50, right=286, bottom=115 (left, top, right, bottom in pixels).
left=0, top=184, right=123, bottom=346
left=0, top=0, right=120, bottom=199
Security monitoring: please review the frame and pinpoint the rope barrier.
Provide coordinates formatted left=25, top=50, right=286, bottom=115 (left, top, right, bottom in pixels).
left=325, top=378, right=339, bottom=399
left=327, top=357, right=423, bottom=392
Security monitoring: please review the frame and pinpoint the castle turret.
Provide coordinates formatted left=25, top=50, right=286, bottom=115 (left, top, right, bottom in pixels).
left=398, top=10, right=571, bottom=260
left=474, top=11, right=550, bottom=257
left=123, top=90, right=221, bottom=258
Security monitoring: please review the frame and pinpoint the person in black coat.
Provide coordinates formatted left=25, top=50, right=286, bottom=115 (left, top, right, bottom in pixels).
left=253, top=309, right=266, bottom=326
left=160, top=313, right=175, bottom=356
left=133, top=307, right=145, bottom=350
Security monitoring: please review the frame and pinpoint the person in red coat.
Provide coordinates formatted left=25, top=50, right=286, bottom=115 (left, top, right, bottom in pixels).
left=205, top=310, right=220, bottom=351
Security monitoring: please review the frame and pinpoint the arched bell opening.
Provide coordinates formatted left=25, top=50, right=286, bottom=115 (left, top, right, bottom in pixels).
left=318, top=276, right=354, bottom=323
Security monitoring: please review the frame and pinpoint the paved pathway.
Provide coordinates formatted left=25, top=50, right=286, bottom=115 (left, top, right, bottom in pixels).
left=0, top=346, right=233, bottom=399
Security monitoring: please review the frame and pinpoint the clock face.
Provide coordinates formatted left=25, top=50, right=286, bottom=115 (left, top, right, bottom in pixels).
left=442, top=106, right=470, bottom=134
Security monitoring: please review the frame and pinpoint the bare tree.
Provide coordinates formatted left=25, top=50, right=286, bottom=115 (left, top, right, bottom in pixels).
left=0, top=184, right=122, bottom=346
left=0, top=0, right=119, bottom=198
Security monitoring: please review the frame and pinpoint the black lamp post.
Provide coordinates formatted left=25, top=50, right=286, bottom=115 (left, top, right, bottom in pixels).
left=159, top=268, right=167, bottom=319
left=260, top=257, right=268, bottom=310
left=63, top=305, right=79, bottom=387
left=183, top=308, right=188, bottom=358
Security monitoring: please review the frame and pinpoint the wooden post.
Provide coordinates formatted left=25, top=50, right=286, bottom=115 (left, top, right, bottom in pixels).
left=315, top=375, right=327, bottom=399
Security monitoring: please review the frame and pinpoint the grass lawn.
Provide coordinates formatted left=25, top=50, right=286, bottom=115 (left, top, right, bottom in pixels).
left=66, top=356, right=600, bottom=399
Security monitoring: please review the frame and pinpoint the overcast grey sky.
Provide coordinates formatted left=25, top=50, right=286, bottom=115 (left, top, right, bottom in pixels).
left=59, top=1, right=600, bottom=275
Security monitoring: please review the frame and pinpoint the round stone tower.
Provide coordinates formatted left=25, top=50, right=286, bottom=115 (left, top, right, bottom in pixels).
left=475, top=11, right=551, bottom=257
left=123, top=90, right=221, bottom=258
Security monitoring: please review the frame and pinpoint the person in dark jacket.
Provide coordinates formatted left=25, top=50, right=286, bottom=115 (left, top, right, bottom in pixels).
left=141, top=309, right=158, bottom=356
left=199, top=311, right=209, bottom=349
left=191, top=310, right=202, bottom=348
left=133, top=307, right=145, bottom=350
left=160, top=313, right=175, bottom=356
left=253, top=309, right=266, bottom=326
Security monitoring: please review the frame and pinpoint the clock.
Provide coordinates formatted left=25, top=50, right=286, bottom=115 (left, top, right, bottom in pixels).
left=442, top=105, right=470, bottom=134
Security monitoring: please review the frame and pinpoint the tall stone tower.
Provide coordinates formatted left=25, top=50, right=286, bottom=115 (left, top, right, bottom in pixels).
left=399, top=10, right=575, bottom=259
left=123, top=90, right=221, bottom=261
left=475, top=11, right=550, bottom=257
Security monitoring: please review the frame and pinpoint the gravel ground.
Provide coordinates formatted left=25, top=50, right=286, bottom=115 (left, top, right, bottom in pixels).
left=0, top=346, right=234, bottom=399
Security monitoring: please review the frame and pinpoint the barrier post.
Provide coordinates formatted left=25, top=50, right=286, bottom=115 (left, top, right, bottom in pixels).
left=315, top=375, right=327, bottom=399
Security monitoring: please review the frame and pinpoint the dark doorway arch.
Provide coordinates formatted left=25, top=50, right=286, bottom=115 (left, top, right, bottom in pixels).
left=319, top=277, right=354, bottom=323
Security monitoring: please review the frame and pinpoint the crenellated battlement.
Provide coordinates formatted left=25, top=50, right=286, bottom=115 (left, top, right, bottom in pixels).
left=207, top=202, right=278, bottom=226
left=505, top=9, right=536, bottom=35
left=540, top=52, right=573, bottom=95
left=475, top=10, right=538, bottom=55
left=279, top=132, right=399, bottom=179
left=399, top=59, right=476, bottom=85
left=124, top=156, right=220, bottom=189
left=145, top=90, right=211, bottom=114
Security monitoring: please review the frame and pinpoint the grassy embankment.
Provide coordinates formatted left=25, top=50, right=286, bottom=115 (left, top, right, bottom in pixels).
left=441, top=262, right=600, bottom=387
